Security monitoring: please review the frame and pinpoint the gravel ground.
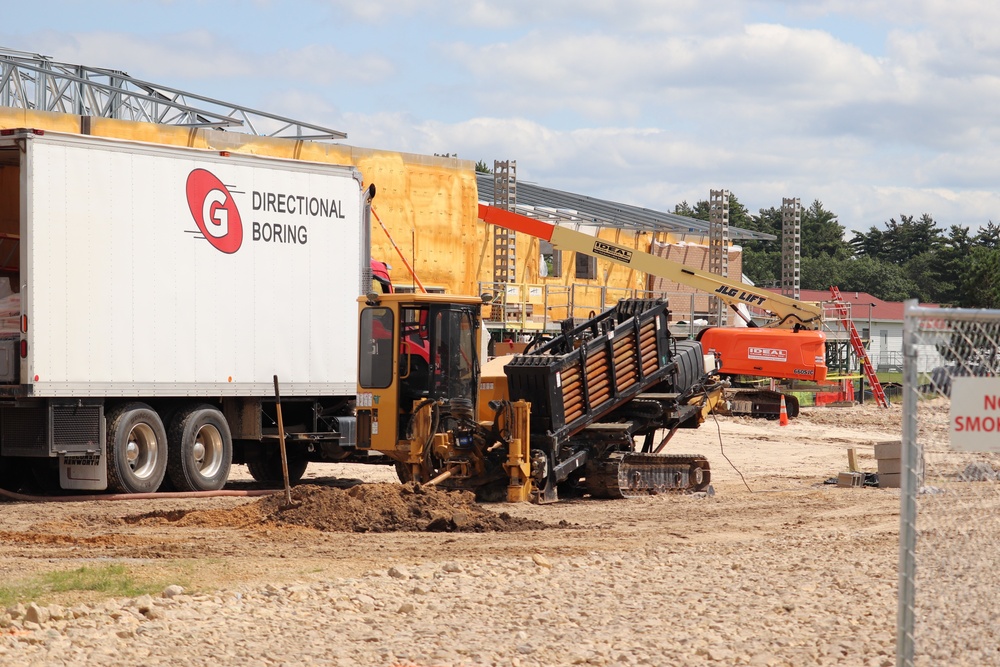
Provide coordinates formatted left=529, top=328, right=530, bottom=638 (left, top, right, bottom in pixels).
left=0, top=545, right=898, bottom=667
left=0, top=403, right=914, bottom=666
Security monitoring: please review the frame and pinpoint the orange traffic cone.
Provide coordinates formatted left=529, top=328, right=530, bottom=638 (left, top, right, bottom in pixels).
left=779, top=394, right=789, bottom=426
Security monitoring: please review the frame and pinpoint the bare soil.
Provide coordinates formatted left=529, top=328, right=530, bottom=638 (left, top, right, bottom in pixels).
left=0, top=400, right=911, bottom=608
left=124, top=482, right=554, bottom=533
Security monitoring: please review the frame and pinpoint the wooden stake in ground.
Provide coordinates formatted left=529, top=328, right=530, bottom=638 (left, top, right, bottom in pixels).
left=847, top=447, right=859, bottom=473
left=273, top=375, right=294, bottom=507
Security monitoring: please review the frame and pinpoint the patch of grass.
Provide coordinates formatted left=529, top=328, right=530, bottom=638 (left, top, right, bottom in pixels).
left=0, top=564, right=167, bottom=608
left=0, top=582, right=40, bottom=608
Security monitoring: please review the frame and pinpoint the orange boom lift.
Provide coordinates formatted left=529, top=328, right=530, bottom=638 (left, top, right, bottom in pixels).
left=479, top=204, right=830, bottom=418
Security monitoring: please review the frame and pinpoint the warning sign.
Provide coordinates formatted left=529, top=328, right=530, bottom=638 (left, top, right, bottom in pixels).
left=949, top=377, right=1000, bottom=452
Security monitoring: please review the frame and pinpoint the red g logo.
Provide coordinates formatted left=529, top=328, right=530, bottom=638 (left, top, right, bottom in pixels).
left=186, top=169, right=243, bottom=254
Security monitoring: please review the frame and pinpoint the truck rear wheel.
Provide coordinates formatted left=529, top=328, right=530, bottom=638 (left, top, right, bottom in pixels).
left=106, top=403, right=168, bottom=494
left=167, top=405, right=233, bottom=492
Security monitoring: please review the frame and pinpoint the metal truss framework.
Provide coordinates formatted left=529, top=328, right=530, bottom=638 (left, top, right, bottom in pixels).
left=0, top=46, right=346, bottom=141
left=475, top=173, right=776, bottom=242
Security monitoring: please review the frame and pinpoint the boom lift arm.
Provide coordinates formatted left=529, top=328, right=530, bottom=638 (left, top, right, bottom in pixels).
left=479, top=204, right=830, bottom=418
left=478, top=204, right=823, bottom=330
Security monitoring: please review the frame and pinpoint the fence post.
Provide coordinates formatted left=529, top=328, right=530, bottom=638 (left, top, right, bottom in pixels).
left=896, top=299, right=919, bottom=667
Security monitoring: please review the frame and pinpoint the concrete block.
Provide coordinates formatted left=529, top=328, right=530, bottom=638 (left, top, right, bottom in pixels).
left=874, top=441, right=902, bottom=460
left=837, top=471, right=864, bottom=488
left=879, top=472, right=901, bottom=488
left=877, top=458, right=902, bottom=475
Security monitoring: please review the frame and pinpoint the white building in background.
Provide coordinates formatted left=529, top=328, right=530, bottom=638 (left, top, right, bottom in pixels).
left=765, top=289, right=946, bottom=375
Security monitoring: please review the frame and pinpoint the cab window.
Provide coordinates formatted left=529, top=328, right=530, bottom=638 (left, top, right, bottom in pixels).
left=359, top=307, right=394, bottom=388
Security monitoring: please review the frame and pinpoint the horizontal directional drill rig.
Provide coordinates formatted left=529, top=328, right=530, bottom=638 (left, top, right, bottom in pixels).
left=355, top=293, right=726, bottom=502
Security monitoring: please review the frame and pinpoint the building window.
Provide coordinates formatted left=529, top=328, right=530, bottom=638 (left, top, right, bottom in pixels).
left=540, top=241, right=561, bottom=278
left=575, top=253, right=596, bottom=280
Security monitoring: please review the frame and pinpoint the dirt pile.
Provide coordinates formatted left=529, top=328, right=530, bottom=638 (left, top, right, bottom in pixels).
left=126, top=483, right=553, bottom=533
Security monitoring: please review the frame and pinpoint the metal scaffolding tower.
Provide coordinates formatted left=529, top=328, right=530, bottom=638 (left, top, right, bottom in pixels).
left=0, top=46, right=346, bottom=140
left=708, top=189, right=730, bottom=326
left=492, top=160, right=517, bottom=284
left=781, top=197, right=801, bottom=301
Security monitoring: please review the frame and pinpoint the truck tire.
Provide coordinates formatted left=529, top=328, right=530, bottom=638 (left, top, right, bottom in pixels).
left=246, top=446, right=308, bottom=486
left=106, top=403, right=168, bottom=494
left=167, top=404, right=233, bottom=492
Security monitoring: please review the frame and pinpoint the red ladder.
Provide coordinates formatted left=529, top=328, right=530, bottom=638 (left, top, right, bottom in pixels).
left=829, top=287, right=888, bottom=407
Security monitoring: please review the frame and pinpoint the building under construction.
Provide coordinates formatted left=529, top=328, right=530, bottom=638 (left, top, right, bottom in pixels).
left=0, top=46, right=878, bottom=398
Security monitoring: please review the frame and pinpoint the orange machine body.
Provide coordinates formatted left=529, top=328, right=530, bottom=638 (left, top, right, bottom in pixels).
left=697, top=327, right=828, bottom=383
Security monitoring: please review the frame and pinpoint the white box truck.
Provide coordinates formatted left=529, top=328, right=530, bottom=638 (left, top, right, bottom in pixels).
left=0, top=128, right=377, bottom=494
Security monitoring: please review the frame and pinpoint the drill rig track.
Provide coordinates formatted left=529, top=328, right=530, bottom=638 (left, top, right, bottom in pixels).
left=583, top=452, right=712, bottom=499
left=504, top=299, right=726, bottom=501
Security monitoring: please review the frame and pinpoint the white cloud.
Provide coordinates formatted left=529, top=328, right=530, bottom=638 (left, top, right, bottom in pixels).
left=327, top=0, right=736, bottom=31
left=16, top=31, right=393, bottom=86
left=337, top=108, right=1000, bottom=231
left=447, top=22, right=894, bottom=134
left=25, top=31, right=255, bottom=79
left=6, top=0, right=1000, bottom=234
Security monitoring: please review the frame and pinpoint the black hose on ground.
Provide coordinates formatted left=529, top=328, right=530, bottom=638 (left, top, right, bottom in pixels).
left=0, top=486, right=279, bottom=503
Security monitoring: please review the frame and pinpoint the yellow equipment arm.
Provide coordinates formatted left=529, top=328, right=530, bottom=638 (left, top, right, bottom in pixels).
left=478, top=204, right=823, bottom=330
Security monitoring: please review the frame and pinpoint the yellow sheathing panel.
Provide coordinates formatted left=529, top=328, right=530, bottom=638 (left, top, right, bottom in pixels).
left=503, top=227, right=655, bottom=288
left=87, top=117, right=209, bottom=148
left=1, top=110, right=723, bottom=306
left=489, top=225, right=658, bottom=315
left=362, top=152, right=479, bottom=294
left=0, top=108, right=81, bottom=133
left=0, top=111, right=481, bottom=295
left=475, top=209, right=739, bottom=323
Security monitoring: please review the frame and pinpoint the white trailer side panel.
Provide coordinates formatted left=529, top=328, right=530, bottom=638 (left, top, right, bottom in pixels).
left=23, top=133, right=363, bottom=397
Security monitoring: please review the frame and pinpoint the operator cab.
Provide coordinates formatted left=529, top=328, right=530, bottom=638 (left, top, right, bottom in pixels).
left=357, top=293, right=483, bottom=453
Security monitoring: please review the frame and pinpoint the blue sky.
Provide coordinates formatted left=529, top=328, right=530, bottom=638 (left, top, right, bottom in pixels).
left=3, top=0, right=999, bottom=235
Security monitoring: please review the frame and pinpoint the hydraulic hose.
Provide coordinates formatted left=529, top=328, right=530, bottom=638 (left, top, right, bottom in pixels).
left=0, top=486, right=280, bottom=503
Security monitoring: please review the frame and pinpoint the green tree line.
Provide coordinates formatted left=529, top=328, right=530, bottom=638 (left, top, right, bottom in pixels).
left=674, top=196, right=1000, bottom=308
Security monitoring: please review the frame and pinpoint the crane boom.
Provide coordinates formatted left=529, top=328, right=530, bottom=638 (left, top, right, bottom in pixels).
left=478, top=204, right=823, bottom=330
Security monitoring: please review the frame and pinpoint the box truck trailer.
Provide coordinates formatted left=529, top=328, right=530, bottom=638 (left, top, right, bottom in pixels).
left=0, top=128, right=377, bottom=494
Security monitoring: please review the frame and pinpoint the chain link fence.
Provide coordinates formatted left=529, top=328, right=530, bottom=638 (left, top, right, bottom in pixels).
left=898, top=300, right=1000, bottom=666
